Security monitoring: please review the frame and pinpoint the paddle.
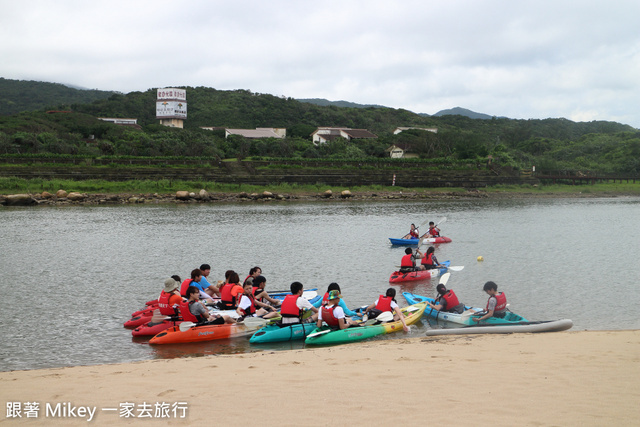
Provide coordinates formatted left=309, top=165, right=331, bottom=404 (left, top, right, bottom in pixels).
left=307, top=328, right=331, bottom=338
left=179, top=321, right=197, bottom=332
left=448, top=266, right=464, bottom=272
left=238, top=316, right=270, bottom=327
left=302, top=290, right=317, bottom=300
left=439, top=272, right=451, bottom=286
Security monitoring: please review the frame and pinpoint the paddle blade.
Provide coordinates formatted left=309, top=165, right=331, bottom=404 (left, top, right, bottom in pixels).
left=439, top=272, right=451, bottom=286
left=448, top=266, right=464, bottom=272
left=179, top=322, right=196, bottom=332
left=150, top=309, right=170, bottom=323
left=302, top=290, right=317, bottom=300
left=241, top=317, right=269, bottom=327
left=436, top=217, right=447, bottom=226
left=307, top=329, right=331, bottom=338
left=376, top=311, right=394, bottom=322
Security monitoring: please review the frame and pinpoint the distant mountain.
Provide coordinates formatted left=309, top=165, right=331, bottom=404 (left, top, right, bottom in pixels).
left=297, top=98, right=387, bottom=109
left=429, top=107, right=506, bottom=120
left=0, top=78, right=118, bottom=115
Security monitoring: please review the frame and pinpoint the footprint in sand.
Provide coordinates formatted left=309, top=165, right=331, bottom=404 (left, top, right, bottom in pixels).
left=157, top=389, right=176, bottom=397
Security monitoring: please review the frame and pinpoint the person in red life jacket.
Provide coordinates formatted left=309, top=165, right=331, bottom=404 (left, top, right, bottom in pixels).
left=473, top=281, right=508, bottom=322
left=420, top=221, right=440, bottom=238
left=416, top=246, right=444, bottom=270
left=402, top=223, right=419, bottom=239
left=316, top=290, right=360, bottom=330
left=243, top=266, right=262, bottom=286
left=400, top=247, right=420, bottom=273
left=252, top=275, right=282, bottom=307
left=218, top=271, right=245, bottom=309
left=280, top=281, right=319, bottom=325
left=362, top=288, right=410, bottom=332
left=185, top=286, right=234, bottom=325
left=428, top=283, right=465, bottom=314
left=311, top=283, right=360, bottom=316
left=180, top=269, right=203, bottom=297
left=236, top=282, right=279, bottom=320
left=157, top=278, right=184, bottom=316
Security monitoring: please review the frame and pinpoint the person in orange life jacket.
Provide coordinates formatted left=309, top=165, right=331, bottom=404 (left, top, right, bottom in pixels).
left=311, top=283, right=360, bottom=317
left=251, top=275, right=282, bottom=307
left=400, top=247, right=420, bottom=273
left=428, top=283, right=465, bottom=314
left=402, top=223, right=419, bottom=239
left=317, top=290, right=360, bottom=330
left=472, top=281, right=508, bottom=322
left=219, top=271, right=245, bottom=309
left=243, top=266, right=262, bottom=285
left=237, top=282, right=279, bottom=320
left=280, top=281, right=319, bottom=325
left=157, top=277, right=184, bottom=316
left=180, top=268, right=204, bottom=297
left=416, top=246, right=444, bottom=270
left=420, top=221, right=440, bottom=238
left=197, top=263, right=221, bottom=299
left=185, top=286, right=234, bottom=325
left=362, top=288, right=409, bottom=332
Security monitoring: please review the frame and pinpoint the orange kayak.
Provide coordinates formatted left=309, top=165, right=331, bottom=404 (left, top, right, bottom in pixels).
left=149, top=319, right=268, bottom=345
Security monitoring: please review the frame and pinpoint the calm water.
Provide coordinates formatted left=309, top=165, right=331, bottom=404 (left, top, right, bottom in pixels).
left=1, top=197, right=639, bottom=371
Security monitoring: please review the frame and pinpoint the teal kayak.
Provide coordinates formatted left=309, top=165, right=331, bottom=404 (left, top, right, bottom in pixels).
left=250, top=322, right=317, bottom=343
left=403, top=292, right=527, bottom=326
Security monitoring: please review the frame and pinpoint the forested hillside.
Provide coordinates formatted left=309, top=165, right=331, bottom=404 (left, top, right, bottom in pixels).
left=0, top=78, right=117, bottom=115
left=0, top=80, right=638, bottom=174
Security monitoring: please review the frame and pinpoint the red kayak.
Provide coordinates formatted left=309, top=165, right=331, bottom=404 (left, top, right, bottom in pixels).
left=389, top=262, right=450, bottom=283
left=132, top=318, right=183, bottom=337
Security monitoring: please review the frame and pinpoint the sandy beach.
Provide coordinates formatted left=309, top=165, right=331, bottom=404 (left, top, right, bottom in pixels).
left=1, top=330, right=638, bottom=426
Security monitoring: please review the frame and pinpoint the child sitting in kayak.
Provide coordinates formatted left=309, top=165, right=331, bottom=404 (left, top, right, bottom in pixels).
left=428, top=284, right=465, bottom=314
left=362, top=288, right=410, bottom=332
left=472, top=281, right=508, bottom=322
left=316, top=290, right=361, bottom=330
left=420, top=221, right=441, bottom=238
left=237, top=282, right=280, bottom=321
left=280, top=281, right=319, bottom=325
left=312, top=283, right=360, bottom=316
left=399, top=247, right=421, bottom=272
left=185, top=286, right=235, bottom=325
left=416, top=246, right=444, bottom=270
left=402, top=223, right=419, bottom=239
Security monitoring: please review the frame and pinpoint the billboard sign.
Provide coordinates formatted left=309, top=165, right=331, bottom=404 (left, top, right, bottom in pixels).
left=156, top=101, right=187, bottom=119
left=157, top=88, right=186, bottom=101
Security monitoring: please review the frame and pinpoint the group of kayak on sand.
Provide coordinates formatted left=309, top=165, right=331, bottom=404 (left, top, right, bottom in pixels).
left=155, top=263, right=411, bottom=333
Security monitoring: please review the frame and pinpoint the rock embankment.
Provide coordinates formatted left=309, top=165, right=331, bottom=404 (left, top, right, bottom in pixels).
left=0, top=189, right=490, bottom=207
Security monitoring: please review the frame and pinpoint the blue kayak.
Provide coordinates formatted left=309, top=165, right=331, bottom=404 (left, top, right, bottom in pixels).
left=389, top=237, right=452, bottom=245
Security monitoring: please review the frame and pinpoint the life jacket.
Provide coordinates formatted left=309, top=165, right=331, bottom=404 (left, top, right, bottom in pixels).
left=280, top=294, right=302, bottom=318
left=487, top=292, right=507, bottom=313
left=400, top=254, right=415, bottom=268
left=239, top=293, right=256, bottom=317
left=178, top=300, right=199, bottom=323
left=441, top=290, right=460, bottom=311
left=220, top=283, right=242, bottom=308
left=421, top=253, right=434, bottom=266
left=429, top=227, right=440, bottom=237
left=375, top=295, right=393, bottom=312
left=252, top=286, right=265, bottom=303
left=321, top=292, right=330, bottom=306
left=158, top=291, right=179, bottom=316
left=180, top=279, right=194, bottom=297
left=409, top=229, right=419, bottom=238
left=321, top=305, right=340, bottom=328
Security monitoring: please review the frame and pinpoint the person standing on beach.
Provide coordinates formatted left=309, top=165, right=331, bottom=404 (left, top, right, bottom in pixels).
left=472, top=281, right=507, bottom=322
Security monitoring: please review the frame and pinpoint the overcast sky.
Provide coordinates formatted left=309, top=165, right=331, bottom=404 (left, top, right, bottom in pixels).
left=2, top=0, right=639, bottom=128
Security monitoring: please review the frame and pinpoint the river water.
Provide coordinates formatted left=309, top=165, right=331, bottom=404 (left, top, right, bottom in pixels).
left=1, top=197, right=639, bottom=372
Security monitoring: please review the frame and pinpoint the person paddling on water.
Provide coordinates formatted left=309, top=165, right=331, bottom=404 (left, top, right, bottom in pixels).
left=237, top=282, right=280, bottom=320
left=402, top=223, right=419, bottom=239
left=280, top=281, right=319, bottom=324
left=472, top=281, right=508, bottom=322
left=428, top=283, right=465, bottom=314
left=317, top=290, right=360, bottom=330
left=312, top=283, right=361, bottom=317
left=415, top=246, right=444, bottom=270
left=186, top=286, right=234, bottom=324
left=399, top=247, right=420, bottom=272
left=362, top=288, right=410, bottom=332
left=419, top=221, right=440, bottom=239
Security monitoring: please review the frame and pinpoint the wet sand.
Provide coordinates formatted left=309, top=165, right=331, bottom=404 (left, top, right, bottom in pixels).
left=1, top=330, right=638, bottom=426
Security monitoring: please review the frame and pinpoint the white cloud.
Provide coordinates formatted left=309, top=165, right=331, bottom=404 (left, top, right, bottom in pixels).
left=1, top=0, right=639, bottom=128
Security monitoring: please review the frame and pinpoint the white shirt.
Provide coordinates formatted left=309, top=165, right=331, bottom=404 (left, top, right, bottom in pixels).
left=318, top=304, right=345, bottom=320
left=238, top=295, right=256, bottom=316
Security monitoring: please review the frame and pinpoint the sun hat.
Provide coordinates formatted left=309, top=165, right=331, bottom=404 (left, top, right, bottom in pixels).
left=164, top=278, right=179, bottom=293
left=328, top=290, right=342, bottom=300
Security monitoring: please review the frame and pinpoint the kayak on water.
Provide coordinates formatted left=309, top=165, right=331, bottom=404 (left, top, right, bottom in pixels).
left=250, top=309, right=360, bottom=343
left=389, top=237, right=452, bottom=246
left=304, top=302, right=427, bottom=346
left=402, top=292, right=527, bottom=326
left=389, top=261, right=450, bottom=284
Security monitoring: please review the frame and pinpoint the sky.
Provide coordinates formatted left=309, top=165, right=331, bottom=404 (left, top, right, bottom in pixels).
left=1, top=0, right=639, bottom=128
